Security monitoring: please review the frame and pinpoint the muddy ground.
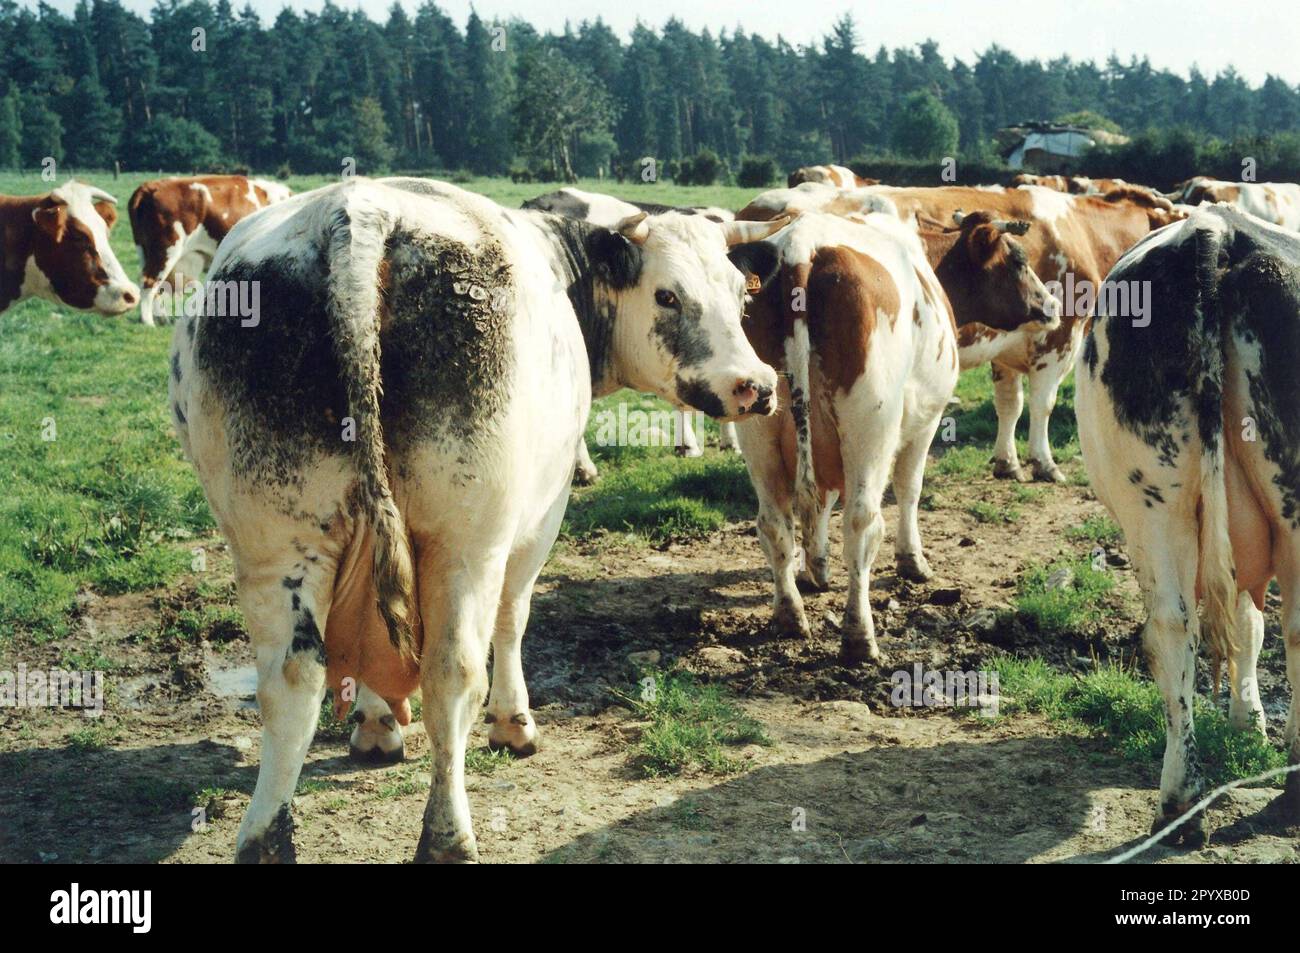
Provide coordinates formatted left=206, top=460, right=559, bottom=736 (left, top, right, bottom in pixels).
left=2, top=461, right=1296, bottom=864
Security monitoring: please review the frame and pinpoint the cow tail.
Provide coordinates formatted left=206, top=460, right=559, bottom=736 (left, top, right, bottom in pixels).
left=782, top=262, right=818, bottom=518
left=323, top=186, right=416, bottom=661
left=1191, top=224, right=1235, bottom=688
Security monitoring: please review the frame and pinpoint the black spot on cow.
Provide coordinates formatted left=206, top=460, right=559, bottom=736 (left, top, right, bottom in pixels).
left=538, top=215, right=646, bottom=388
left=654, top=296, right=713, bottom=368
left=171, top=350, right=182, bottom=383
left=675, top=376, right=726, bottom=418
left=728, top=240, right=782, bottom=293
left=378, top=224, right=513, bottom=452
left=193, top=253, right=348, bottom=491
left=173, top=401, right=186, bottom=425
left=290, top=606, right=326, bottom=664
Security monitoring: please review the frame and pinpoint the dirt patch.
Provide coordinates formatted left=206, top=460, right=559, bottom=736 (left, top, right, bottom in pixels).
left=2, top=469, right=1295, bottom=864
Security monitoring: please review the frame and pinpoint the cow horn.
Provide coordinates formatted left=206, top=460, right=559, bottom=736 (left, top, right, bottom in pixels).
left=615, top=211, right=650, bottom=245
left=995, top=219, right=1032, bottom=235
left=86, top=186, right=119, bottom=206
left=952, top=210, right=966, bottom=225
left=722, top=214, right=792, bottom=246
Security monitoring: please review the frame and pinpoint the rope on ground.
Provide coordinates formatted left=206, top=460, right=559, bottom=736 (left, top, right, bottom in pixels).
left=1105, top=762, right=1300, bottom=864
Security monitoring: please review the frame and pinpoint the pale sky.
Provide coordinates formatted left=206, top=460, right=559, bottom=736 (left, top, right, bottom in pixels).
left=32, top=0, right=1300, bottom=85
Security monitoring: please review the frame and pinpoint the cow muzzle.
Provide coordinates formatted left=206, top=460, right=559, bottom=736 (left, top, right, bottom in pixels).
left=96, top=281, right=142, bottom=316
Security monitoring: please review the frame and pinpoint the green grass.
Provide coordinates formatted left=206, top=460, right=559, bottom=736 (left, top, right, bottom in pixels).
left=967, top=500, right=1021, bottom=524
left=619, top=669, right=771, bottom=778
left=994, top=657, right=1286, bottom=787
left=1065, top=515, right=1123, bottom=545
left=1013, top=557, right=1117, bottom=635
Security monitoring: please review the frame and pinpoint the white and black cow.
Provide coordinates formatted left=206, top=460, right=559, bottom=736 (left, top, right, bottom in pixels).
left=170, top=176, right=784, bottom=862
left=1077, top=204, right=1300, bottom=843
left=0, top=181, right=139, bottom=315
left=525, top=187, right=743, bottom=476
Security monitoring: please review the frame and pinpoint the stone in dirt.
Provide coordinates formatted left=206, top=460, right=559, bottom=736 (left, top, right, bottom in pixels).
left=627, top=650, right=661, bottom=668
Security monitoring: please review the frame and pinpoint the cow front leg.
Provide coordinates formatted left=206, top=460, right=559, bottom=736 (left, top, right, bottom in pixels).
left=718, top=422, right=740, bottom=453
left=415, top=559, right=505, bottom=864
left=1227, top=591, right=1266, bottom=736
left=348, top=681, right=405, bottom=764
left=234, top=563, right=332, bottom=863
left=990, top=364, right=1029, bottom=481
left=674, top=410, right=703, bottom=457
left=1025, top=364, right=1066, bottom=483
left=796, top=489, right=836, bottom=592
left=737, top=415, right=810, bottom=638
left=573, top=439, right=599, bottom=485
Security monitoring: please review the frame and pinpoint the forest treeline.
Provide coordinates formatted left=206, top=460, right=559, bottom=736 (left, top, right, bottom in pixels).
left=3, top=0, right=1300, bottom=183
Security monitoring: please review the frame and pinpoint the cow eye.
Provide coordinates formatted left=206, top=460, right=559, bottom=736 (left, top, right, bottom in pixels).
left=655, top=289, right=679, bottom=309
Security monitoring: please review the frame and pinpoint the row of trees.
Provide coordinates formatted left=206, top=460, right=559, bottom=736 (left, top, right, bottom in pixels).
left=2, top=1, right=1300, bottom=179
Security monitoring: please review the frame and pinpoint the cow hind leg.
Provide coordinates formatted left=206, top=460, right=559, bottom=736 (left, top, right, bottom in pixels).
left=839, top=419, right=900, bottom=664
left=348, top=681, right=405, bottom=764
left=1227, top=592, right=1266, bottom=736
left=234, top=563, right=333, bottom=863
left=414, top=554, right=507, bottom=864
left=990, top=365, right=1029, bottom=481
left=1277, top=565, right=1300, bottom=818
left=486, top=492, right=567, bottom=756
left=1133, top=520, right=1207, bottom=846
left=892, top=417, right=943, bottom=582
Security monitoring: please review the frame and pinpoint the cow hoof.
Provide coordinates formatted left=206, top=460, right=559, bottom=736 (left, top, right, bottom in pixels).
left=1151, top=805, right=1207, bottom=848
left=674, top=444, right=703, bottom=459
left=349, top=736, right=405, bottom=765
left=992, top=459, right=1029, bottom=482
left=235, top=806, right=296, bottom=864
left=839, top=636, right=882, bottom=666
left=1284, top=766, right=1300, bottom=821
left=896, top=552, right=933, bottom=583
left=349, top=713, right=405, bottom=764
left=413, top=830, right=479, bottom=864
left=1030, top=460, right=1067, bottom=484
left=487, top=713, right=540, bottom=758
left=796, top=558, right=831, bottom=592
left=772, top=598, right=812, bottom=639
left=573, top=465, right=599, bottom=486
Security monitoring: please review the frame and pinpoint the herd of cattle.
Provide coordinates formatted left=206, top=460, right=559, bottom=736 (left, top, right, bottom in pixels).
left=3, top=163, right=1299, bottom=860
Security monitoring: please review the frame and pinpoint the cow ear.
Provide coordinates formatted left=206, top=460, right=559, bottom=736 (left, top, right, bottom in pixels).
left=728, top=240, right=780, bottom=293
left=588, top=227, right=645, bottom=290
left=32, top=205, right=66, bottom=242
left=965, top=223, right=1001, bottom=265
left=94, top=201, right=118, bottom=229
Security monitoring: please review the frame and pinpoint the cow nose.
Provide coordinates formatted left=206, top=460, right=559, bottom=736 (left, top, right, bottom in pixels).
left=751, top=383, right=775, bottom=415
left=733, top=379, right=760, bottom=413
left=122, top=289, right=139, bottom=306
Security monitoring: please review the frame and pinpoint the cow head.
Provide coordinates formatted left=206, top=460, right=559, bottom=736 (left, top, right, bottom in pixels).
left=1100, top=187, right=1185, bottom=229
left=592, top=212, right=783, bottom=421
left=932, top=211, right=1060, bottom=333
left=30, top=182, right=139, bottom=314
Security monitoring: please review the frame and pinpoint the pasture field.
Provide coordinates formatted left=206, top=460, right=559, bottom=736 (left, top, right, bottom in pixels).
left=0, top=172, right=1295, bottom=864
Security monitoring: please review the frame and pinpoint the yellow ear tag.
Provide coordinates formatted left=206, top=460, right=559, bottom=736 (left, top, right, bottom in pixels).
left=745, top=272, right=762, bottom=294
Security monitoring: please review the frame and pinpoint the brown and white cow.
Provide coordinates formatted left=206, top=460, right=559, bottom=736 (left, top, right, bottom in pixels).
left=1165, top=177, right=1300, bottom=230
left=1077, top=205, right=1300, bottom=843
left=1011, top=173, right=1131, bottom=195
left=731, top=211, right=985, bottom=662
left=743, top=184, right=1178, bottom=481
left=128, top=175, right=291, bottom=326
left=1, top=181, right=139, bottom=315
left=787, top=164, right=879, bottom=189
